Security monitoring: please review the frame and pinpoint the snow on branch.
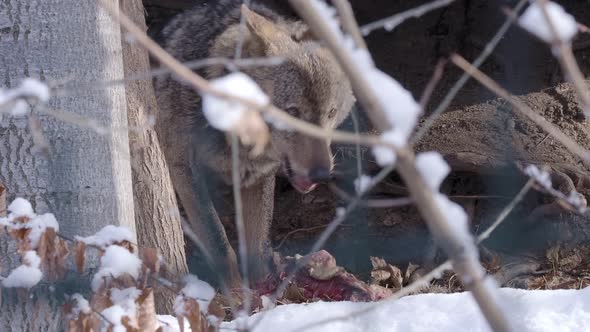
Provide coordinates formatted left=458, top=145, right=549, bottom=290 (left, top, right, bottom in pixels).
left=1, top=250, right=43, bottom=289
left=75, top=224, right=134, bottom=249
left=0, top=78, right=50, bottom=116
left=518, top=1, right=578, bottom=43
left=524, top=164, right=587, bottom=213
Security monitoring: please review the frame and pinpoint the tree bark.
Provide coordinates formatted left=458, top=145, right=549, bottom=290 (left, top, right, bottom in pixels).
left=120, top=0, right=189, bottom=313
left=0, top=0, right=135, bottom=329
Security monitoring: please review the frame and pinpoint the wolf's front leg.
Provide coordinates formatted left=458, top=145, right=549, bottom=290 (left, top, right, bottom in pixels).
left=179, top=160, right=242, bottom=288
left=240, top=175, right=276, bottom=283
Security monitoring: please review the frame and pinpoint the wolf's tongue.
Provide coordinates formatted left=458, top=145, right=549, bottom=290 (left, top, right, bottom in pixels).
left=291, top=176, right=317, bottom=193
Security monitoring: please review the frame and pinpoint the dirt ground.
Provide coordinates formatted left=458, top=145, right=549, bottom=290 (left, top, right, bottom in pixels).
left=145, top=0, right=590, bottom=295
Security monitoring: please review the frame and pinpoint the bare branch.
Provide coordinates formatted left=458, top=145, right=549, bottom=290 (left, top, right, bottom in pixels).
left=359, top=0, right=455, bottom=36
left=53, top=56, right=285, bottom=97
left=332, top=0, right=367, bottom=49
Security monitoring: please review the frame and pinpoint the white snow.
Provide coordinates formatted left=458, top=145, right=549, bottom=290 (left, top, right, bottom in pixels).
left=106, top=287, right=141, bottom=329
left=7, top=197, right=35, bottom=218
left=157, top=315, right=192, bottom=332
left=202, top=72, right=269, bottom=131
left=263, top=113, right=292, bottom=131
left=372, top=130, right=406, bottom=166
left=0, top=198, right=61, bottom=249
left=566, top=190, right=586, bottom=211
left=76, top=225, right=134, bottom=249
left=524, top=164, right=552, bottom=190
left=70, top=293, right=91, bottom=316
left=91, top=245, right=142, bottom=291
left=335, top=207, right=346, bottom=219
left=367, top=68, right=422, bottom=139
left=27, top=213, right=59, bottom=248
left=2, top=251, right=43, bottom=289
left=174, top=275, right=216, bottom=315
left=415, top=152, right=450, bottom=191
left=0, top=78, right=50, bottom=117
left=101, top=305, right=128, bottom=332
left=10, top=100, right=30, bottom=117
left=19, top=78, right=51, bottom=103
left=215, top=287, right=590, bottom=332
left=433, top=193, right=473, bottom=244
left=354, top=174, right=373, bottom=194
left=519, top=2, right=578, bottom=43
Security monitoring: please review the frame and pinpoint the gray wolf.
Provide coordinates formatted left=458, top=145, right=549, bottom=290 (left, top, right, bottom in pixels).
left=154, top=0, right=354, bottom=287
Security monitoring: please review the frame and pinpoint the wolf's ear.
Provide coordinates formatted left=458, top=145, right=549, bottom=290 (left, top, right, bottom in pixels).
left=241, top=4, right=289, bottom=54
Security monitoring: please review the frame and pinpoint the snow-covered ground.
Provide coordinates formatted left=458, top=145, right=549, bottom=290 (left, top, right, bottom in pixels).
left=159, top=287, right=590, bottom=332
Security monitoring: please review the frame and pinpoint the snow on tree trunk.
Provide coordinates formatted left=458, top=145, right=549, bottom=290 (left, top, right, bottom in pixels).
left=120, top=0, right=188, bottom=313
left=0, top=0, right=135, bottom=329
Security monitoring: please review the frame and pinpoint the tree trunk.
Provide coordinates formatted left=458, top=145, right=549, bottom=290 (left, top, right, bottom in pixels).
left=0, top=0, right=135, bottom=329
left=120, top=0, right=188, bottom=313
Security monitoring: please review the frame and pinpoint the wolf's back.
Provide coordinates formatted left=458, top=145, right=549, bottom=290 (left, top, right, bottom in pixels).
left=158, top=0, right=294, bottom=64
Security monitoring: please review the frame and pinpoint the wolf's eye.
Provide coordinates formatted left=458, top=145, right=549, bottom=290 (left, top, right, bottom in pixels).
left=328, top=107, right=337, bottom=119
left=285, top=106, right=300, bottom=117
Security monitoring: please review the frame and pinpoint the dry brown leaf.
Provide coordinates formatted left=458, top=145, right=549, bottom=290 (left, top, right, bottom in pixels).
left=73, top=240, right=87, bottom=274
left=234, top=110, right=269, bottom=157
left=370, top=256, right=388, bottom=270
left=404, top=262, right=420, bottom=282
left=207, top=297, right=226, bottom=322
left=139, top=247, right=160, bottom=276
left=110, top=273, right=137, bottom=290
left=386, top=265, right=403, bottom=288
left=37, top=228, right=69, bottom=281
left=8, top=225, right=32, bottom=254
left=66, top=312, right=97, bottom=332
left=282, top=284, right=307, bottom=303
left=137, top=289, right=158, bottom=332
left=121, top=315, right=140, bottom=332
left=176, top=315, right=185, bottom=332
left=115, top=240, right=135, bottom=254
left=370, top=270, right=391, bottom=284
left=184, top=298, right=211, bottom=332
left=63, top=297, right=99, bottom=332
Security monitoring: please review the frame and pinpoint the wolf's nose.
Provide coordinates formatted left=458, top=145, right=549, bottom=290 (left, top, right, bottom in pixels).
left=308, top=167, right=331, bottom=183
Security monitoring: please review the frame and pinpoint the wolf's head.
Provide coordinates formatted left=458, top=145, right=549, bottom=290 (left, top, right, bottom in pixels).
left=209, top=5, right=355, bottom=193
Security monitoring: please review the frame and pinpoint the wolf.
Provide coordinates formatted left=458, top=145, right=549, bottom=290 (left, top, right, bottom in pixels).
left=154, top=0, right=355, bottom=287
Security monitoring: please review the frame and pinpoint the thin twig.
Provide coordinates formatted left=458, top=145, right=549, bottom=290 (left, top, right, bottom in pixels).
left=273, top=223, right=352, bottom=250
left=350, top=109, right=363, bottom=180
left=232, top=1, right=253, bottom=320
left=53, top=56, right=285, bottom=97
left=359, top=0, right=455, bottom=36
left=450, top=53, right=590, bottom=162
left=413, top=0, right=528, bottom=143
left=419, top=58, right=447, bottom=110
left=332, top=0, right=367, bottom=49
